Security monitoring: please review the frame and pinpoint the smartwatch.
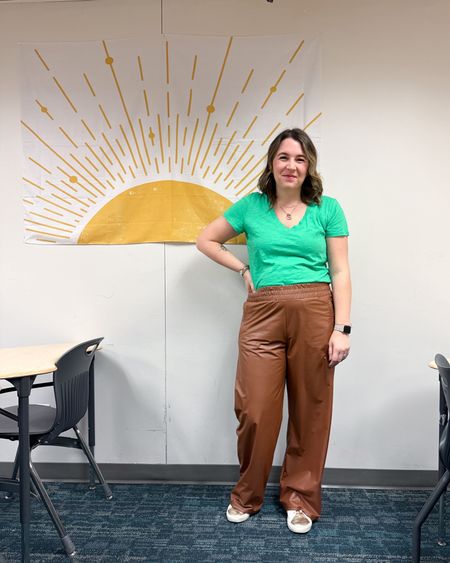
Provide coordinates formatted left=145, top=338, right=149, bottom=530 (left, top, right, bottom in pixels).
left=334, top=324, right=352, bottom=335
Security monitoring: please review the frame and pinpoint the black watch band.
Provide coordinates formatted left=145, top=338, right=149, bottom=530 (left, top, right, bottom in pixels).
left=334, top=324, right=351, bottom=335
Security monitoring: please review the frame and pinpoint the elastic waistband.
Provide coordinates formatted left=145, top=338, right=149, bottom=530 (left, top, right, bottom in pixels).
left=247, top=283, right=331, bottom=301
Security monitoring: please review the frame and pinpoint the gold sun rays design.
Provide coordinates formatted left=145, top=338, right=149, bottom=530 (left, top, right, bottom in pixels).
left=21, top=35, right=321, bottom=244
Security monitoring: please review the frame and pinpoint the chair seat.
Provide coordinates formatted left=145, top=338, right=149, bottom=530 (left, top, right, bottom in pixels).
left=0, top=404, right=55, bottom=437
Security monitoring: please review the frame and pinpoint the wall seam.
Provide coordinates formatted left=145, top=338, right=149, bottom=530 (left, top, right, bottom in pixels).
left=164, top=243, right=168, bottom=464
left=161, top=0, right=167, bottom=466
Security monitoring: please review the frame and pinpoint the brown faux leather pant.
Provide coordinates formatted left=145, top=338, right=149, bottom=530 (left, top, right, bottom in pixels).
left=230, top=283, right=335, bottom=521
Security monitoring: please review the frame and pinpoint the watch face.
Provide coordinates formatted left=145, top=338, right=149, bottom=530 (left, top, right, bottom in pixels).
left=343, top=325, right=351, bottom=334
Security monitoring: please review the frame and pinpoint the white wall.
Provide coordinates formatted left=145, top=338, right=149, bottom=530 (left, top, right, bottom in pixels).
left=1, top=0, right=449, bottom=471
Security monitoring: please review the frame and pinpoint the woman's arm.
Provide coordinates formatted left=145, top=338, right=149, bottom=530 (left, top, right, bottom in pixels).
left=326, top=236, right=352, bottom=367
left=196, top=216, right=255, bottom=293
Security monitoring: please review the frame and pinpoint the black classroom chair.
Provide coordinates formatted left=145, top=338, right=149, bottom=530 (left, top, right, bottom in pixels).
left=0, top=338, right=112, bottom=558
left=412, top=353, right=450, bottom=562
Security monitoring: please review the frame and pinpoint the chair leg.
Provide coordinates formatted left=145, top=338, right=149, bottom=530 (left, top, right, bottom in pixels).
left=4, top=448, right=20, bottom=500
left=73, top=425, right=112, bottom=500
left=29, top=462, right=76, bottom=558
left=11, top=447, right=20, bottom=480
left=4, top=446, right=40, bottom=500
left=412, top=469, right=450, bottom=563
left=438, top=494, right=447, bottom=546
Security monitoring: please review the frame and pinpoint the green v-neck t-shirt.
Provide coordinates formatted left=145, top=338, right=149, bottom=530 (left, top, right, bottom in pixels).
left=223, top=192, right=349, bottom=290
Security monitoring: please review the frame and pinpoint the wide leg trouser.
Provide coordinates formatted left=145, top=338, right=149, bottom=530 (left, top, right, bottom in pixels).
left=230, top=283, right=335, bottom=521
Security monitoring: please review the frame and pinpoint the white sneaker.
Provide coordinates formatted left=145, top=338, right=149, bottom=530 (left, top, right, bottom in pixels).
left=226, top=504, right=250, bottom=523
left=286, top=509, right=312, bottom=533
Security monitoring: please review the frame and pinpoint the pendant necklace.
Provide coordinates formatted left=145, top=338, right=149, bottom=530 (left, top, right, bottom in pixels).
left=279, top=201, right=300, bottom=221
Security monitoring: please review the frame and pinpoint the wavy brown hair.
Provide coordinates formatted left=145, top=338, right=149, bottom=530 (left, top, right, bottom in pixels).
left=257, top=128, right=323, bottom=206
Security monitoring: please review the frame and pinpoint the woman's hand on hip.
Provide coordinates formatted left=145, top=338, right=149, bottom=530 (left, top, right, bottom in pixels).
left=243, top=270, right=255, bottom=294
left=328, top=331, right=350, bottom=367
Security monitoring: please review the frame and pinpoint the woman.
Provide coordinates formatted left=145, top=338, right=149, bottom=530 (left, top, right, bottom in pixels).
left=196, top=128, right=351, bottom=534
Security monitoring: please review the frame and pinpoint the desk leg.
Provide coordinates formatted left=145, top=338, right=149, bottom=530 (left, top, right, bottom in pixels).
left=13, top=376, right=35, bottom=563
left=88, top=357, right=96, bottom=489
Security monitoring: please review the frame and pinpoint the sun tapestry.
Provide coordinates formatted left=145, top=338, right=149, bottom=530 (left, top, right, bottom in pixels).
left=20, top=35, right=320, bottom=244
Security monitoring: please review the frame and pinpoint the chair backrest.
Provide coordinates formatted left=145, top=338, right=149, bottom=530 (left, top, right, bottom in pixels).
left=435, top=353, right=450, bottom=469
left=44, top=338, right=103, bottom=442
